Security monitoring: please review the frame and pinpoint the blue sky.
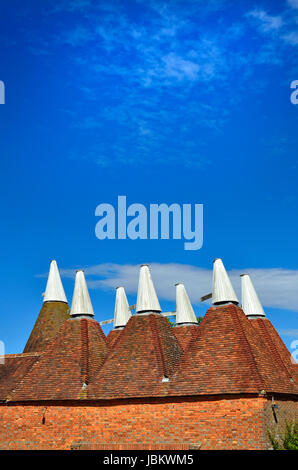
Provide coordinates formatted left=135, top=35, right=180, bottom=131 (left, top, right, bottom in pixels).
left=0, top=0, right=298, bottom=354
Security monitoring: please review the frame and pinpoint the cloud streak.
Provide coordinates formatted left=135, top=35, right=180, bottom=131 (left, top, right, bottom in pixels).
left=287, top=0, right=298, bottom=9
left=20, top=1, right=298, bottom=168
left=53, top=262, right=298, bottom=313
left=246, top=4, right=298, bottom=48
left=247, top=10, right=284, bottom=33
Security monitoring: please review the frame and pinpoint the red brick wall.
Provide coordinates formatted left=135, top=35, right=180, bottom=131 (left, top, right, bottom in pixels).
left=0, top=395, right=292, bottom=450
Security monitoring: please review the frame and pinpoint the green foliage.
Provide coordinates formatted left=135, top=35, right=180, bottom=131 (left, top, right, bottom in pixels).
left=167, top=315, right=203, bottom=327
left=268, top=420, right=298, bottom=450
left=167, top=316, right=176, bottom=327
left=283, top=421, right=298, bottom=450
left=268, top=431, right=281, bottom=450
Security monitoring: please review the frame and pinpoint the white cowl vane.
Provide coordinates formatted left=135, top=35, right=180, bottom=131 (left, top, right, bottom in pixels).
left=43, top=260, right=67, bottom=303
left=136, top=264, right=161, bottom=313
left=70, top=270, right=94, bottom=317
left=113, top=286, right=131, bottom=328
left=212, top=258, right=238, bottom=305
left=241, top=274, right=266, bottom=318
left=175, top=283, right=198, bottom=325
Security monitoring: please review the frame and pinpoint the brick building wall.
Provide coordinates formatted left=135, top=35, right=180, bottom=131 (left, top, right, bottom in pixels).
left=1, top=394, right=292, bottom=450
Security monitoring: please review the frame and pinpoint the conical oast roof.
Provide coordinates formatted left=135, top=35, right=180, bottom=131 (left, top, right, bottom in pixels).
left=70, top=270, right=94, bottom=317
left=43, top=260, right=67, bottom=303
left=113, top=287, right=131, bottom=328
left=175, top=283, right=198, bottom=325
left=170, top=303, right=297, bottom=396
left=212, top=258, right=238, bottom=305
left=136, top=265, right=161, bottom=313
left=241, top=274, right=265, bottom=318
left=250, top=317, right=298, bottom=383
left=23, top=302, right=70, bottom=353
left=88, top=313, right=182, bottom=400
left=23, top=260, right=70, bottom=353
left=242, top=274, right=297, bottom=381
left=10, top=317, right=108, bottom=401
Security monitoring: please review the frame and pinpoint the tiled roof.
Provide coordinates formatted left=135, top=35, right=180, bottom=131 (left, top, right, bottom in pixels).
left=106, top=329, right=123, bottom=348
left=173, top=325, right=199, bottom=352
left=0, top=353, right=40, bottom=401
left=8, top=318, right=108, bottom=402
left=2, top=304, right=297, bottom=403
left=88, top=313, right=182, bottom=400
left=23, top=301, right=70, bottom=353
left=169, top=303, right=298, bottom=397
left=251, top=318, right=298, bottom=383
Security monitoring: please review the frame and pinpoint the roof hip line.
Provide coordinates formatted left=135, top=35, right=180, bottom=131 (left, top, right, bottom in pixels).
left=85, top=323, right=111, bottom=388
left=80, top=319, right=89, bottom=384
left=230, top=307, right=264, bottom=391
left=149, top=315, right=168, bottom=378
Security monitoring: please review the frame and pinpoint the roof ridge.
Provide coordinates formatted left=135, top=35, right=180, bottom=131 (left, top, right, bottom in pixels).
left=149, top=314, right=167, bottom=377
left=230, top=306, right=264, bottom=391
left=172, top=325, right=199, bottom=353
left=183, top=323, right=202, bottom=353
left=80, top=319, right=89, bottom=384
left=255, top=319, right=294, bottom=380
left=2, top=353, right=40, bottom=358
left=108, top=330, right=123, bottom=349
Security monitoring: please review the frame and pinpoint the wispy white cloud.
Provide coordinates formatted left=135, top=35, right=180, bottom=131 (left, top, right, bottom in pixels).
left=60, top=16, right=231, bottom=88
left=55, top=262, right=298, bottom=313
left=246, top=5, right=298, bottom=49
left=287, top=0, right=298, bottom=9
left=247, top=9, right=284, bottom=33
left=158, top=53, right=200, bottom=82
left=54, top=10, right=251, bottom=167
left=282, top=31, right=298, bottom=45
left=22, top=1, right=298, bottom=168
left=280, top=329, right=298, bottom=337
